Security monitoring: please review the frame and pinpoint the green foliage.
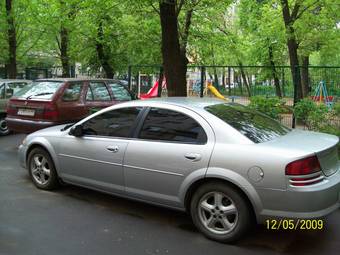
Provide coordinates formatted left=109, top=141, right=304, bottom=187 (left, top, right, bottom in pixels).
left=333, top=102, right=340, bottom=116
left=294, top=98, right=340, bottom=136
left=248, top=96, right=285, bottom=119
left=293, top=98, right=318, bottom=125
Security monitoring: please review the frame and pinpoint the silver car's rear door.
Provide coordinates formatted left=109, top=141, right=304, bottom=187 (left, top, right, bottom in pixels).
left=123, top=106, right=215, bottom=208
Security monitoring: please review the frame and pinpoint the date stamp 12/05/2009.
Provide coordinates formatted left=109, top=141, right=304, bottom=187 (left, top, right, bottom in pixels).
left=265, top=219, right=324, bottom=230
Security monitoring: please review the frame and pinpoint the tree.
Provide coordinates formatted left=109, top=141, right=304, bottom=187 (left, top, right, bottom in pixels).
left=5, top=0, right=17, bottom=78
left=159, top=0, right=187, bottom=96
left=279, top=0, right=319, bottom=101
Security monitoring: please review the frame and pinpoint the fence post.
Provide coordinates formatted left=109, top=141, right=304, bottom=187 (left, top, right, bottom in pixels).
left=228, top=67, right=231, bottom=96
left=158, top=66, right=164, bottom=97
left=292, top=65, right=299, bottom=128
left=128, top=65, right=132, bottom=91
left=200, top=66, right=205, bottom=98
left=281, top=67, right=285, bottom=97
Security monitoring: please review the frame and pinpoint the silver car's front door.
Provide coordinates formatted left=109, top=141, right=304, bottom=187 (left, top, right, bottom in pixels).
left=57, top=106, right=143, bottom=194
left=123, top=106, right=215, bottom=208
left=58, top=136, right=128, bottom=193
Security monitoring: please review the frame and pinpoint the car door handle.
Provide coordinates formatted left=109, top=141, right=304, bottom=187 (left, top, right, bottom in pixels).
left=107, top=146, right=119, bottom=153
left=184, top=153, right=202, bottom=162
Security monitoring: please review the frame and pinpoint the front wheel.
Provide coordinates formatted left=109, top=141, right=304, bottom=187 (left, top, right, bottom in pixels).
left=190, top=182, right=252, bottom=243
left=28, top=148, right=59, bottom=190
left=0, top=117, right=10, bottom=136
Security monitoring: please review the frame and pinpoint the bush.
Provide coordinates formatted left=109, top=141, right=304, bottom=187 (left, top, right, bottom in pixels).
left=249, top=96, right=286, bottom=119
left=294, top=98, right=340, bottom=136
left=293, top=98, right=317, bottom=125
left=333, top=102, right=340, bottom=116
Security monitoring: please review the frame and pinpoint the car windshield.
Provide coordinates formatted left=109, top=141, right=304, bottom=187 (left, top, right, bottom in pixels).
left=205, top=103, right=291, bottom=143
left=14, top=81, right=64, bottom=100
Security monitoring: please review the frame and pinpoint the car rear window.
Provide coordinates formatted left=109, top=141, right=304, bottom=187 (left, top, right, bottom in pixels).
left=205, top=103, right=290, bottom=143
left=14, top=81, right=64, bottom=100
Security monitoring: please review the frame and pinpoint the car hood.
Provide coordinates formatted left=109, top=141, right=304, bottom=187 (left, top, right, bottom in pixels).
left=29, top=124, right=72, bottom=137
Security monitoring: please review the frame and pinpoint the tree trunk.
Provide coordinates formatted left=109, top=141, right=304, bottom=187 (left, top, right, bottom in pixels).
left=6, top=0, right=17, bottom=79
left=239, top=62, right=251, bottom=97
left=96, top=21, right=114, bottom=79
left=301, top=55, right=309, bottom=97
left=213, top=68, right=219, bottom=91
left=159, top=0, right=187, bottom=97
left=268, top=44, right=282, bottom=98
left=280, top=0, right=302, bottom=101
left=60, top=25, right=70, bottom=77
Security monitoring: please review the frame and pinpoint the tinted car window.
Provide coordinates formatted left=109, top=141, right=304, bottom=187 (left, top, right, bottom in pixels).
left=108, top=83, right=132, bottom=101
left=62, top=83, right=82, bottom=101
left=139, top=108, right=207, bottom=144
left=14, top=81, right=63, bottom=100
left=82, top=107, right=142, bottom=137
left=86, top=82, right=111, bottom=101
left=205, top=103, right=290, bottom=143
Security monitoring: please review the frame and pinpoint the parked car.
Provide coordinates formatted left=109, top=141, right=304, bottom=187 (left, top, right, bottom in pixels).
left=18, top=98, right=339, bottom=243
left=0, top=79, right=31, bottom=135
left=6, top=78, right=135, bottom=133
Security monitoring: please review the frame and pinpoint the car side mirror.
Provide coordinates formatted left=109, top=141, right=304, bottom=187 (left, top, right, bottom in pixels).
left=70, top=125, right=84, bottom=137
left=6, top=88, right=14, bottom=98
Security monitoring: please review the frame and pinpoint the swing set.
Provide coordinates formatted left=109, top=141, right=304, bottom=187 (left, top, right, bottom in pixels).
left=311, top=81, right=334, bottom=108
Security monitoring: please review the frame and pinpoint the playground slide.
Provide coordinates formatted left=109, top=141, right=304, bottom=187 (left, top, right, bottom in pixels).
left=208, top=84, right=228, bottom=100
left=140, top=81, right=159, bottom=99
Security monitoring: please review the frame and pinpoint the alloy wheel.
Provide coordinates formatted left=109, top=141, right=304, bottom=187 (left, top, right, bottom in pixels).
left=198, top=191, right=238, bottom=235
left=30, top=154, right=51, bottom=185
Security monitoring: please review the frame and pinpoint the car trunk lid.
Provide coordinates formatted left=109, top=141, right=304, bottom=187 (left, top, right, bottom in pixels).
left=259, top=129, right=339, bottom=176
left=7, top=98, right=57, bottom=121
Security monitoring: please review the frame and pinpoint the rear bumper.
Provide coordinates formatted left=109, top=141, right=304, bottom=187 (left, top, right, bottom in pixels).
left=6, top=116, right=58, bottom=133
left=257, top=169, right=340, bottom=222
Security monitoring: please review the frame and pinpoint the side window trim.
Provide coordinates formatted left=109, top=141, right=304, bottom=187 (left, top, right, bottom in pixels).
left=134, top=107, right=207, bottom=145
left=131, top=107, right=150, bottom=138
left=86, top=83, right=94, bottom=101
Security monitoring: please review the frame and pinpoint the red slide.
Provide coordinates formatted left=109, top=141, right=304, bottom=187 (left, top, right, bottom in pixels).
left=140, top=80, right=166, bottom=99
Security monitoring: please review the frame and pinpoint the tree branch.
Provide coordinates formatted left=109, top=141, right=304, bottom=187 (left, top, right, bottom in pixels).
left=176, top=0, right=185, bottom=16
left=295, top=0, right=320, bottom=20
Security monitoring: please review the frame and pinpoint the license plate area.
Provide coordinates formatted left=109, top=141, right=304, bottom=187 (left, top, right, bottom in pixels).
left=17, top=108, right=35, bottom=116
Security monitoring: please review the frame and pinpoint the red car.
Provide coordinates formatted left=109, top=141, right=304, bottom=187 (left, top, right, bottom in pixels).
left=6, top=78, right=135, bottom=133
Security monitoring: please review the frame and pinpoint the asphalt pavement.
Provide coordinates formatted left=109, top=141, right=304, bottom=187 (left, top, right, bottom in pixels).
left=0, top=134, right=339, bottom=255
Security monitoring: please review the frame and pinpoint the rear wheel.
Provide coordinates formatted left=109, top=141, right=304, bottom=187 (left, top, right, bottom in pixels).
left=190, top=182, right=252, bottom=243
left=0, top=117, right=10, bottom=136
left=28, top=148, right=59, bottom=190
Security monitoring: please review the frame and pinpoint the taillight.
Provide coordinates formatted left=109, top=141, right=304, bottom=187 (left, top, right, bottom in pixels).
left=286, top=155, right=324, bottom=186
left=43, top=104, right=59, bottom=120
left=6, top=101, right=16, bottom=115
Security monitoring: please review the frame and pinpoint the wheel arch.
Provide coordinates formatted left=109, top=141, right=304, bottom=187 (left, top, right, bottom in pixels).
left=182, top=170, right=263, bottom=223
left=26, top=139, right=60, bottom=173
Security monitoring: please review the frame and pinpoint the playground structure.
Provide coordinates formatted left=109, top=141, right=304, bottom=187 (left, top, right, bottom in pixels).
left=139, top=78, right=228, bottom=100
left=311, top=81, right=334, bottom=108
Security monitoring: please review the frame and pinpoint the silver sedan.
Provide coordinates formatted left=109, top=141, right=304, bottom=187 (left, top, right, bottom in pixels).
left=18, top=98, right=340, bottom=243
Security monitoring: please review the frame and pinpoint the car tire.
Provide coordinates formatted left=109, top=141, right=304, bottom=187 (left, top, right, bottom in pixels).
left=28, top=148, right=59, bottom=190
left=190, top=182, right=252, bottom=243
left=0, top=117, right=10, bottom=136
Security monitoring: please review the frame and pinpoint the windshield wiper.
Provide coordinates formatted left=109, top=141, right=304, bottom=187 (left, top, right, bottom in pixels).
left=26, top=92, right=53, bottom=100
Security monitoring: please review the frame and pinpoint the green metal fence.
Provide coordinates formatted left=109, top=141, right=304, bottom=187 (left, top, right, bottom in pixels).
left=127, top=65, right=340, bottom=129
